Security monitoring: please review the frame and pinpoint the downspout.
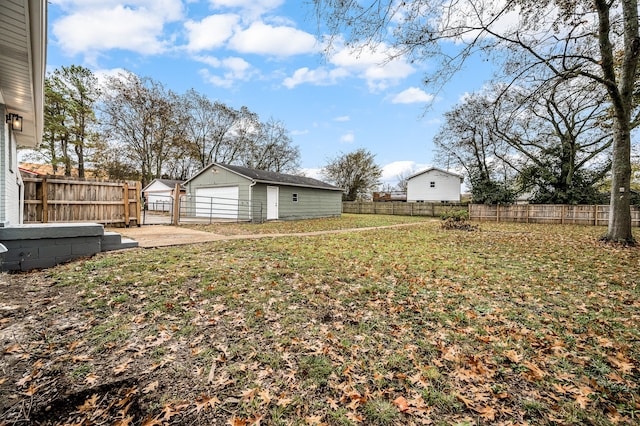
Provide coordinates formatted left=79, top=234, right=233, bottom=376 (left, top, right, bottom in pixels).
left=17, top=175, right=23, bottom=224
left=249, top=179, right=256, bottom=222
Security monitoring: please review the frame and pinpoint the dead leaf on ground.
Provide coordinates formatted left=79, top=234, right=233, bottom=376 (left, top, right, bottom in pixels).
left=393, top=395, right=410, bottom=412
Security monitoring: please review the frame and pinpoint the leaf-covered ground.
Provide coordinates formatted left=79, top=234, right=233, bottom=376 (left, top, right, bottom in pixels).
left=1, top=217, right=639, bottom=425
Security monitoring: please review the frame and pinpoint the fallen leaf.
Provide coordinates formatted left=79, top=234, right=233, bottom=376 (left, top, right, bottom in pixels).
left=16, top=374, right=33, bottom=387
left=85, top=373, right=99, bottom=386
left=504, top=349, right=522, bottom=363
left=143, top=380, right=159, bottom=394
left=345, top=412, right=363, bottom=423
left=276, top=395, right=292, bottom=407
left=113, top=415, right=134, bottom=426
left=77, top=394, right=99, bottom=412
left=141, top=415, right=163, bottom=426
left=114, top=358, right=132, bottom=375
left=72, top=355, right=93, bottom=362
left=522, top=360, right=546, bottom=380
left=305, top=415, right=324, bottom=425
left=195, top=394, right=220, bottom=412
left=575, top=394, right=590, bottom=409
left=608, top=355, right=635, bottom=374
left=227, top=416, right=248, bottom=426
left=3, top=343, right=22, bottom=354
left=474, top=405, right=496, bottom=421
left=393, top=396, right=410, bottom=412
left=23, top=384, right=40, bottom=396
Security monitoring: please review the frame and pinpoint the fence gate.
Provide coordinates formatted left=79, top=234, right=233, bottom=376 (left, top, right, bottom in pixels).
left=23, top=176, right=141, bottom=227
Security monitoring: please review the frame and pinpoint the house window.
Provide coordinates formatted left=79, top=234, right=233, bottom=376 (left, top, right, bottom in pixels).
left=292, top=193, right=298, bottom=202
left=430, top=181, right=436, bottom=188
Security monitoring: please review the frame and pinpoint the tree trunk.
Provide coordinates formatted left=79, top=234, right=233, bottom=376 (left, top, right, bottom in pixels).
left=606, top=120, right=634, bottom=242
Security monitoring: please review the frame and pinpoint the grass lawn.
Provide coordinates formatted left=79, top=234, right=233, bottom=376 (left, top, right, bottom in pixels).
left=186, top=213, right=435, bottom=235
left=1, top=216, right=638, bottom=425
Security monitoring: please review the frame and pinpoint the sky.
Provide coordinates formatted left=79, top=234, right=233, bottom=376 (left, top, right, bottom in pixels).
left=42, top=0, right=496, bottom=187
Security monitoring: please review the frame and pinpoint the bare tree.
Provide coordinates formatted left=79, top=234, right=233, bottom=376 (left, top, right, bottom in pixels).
left=243, top=118, right=301, bottom=173
left=322, top=148, right=382, bottom=201
left=100, top=71, right=187, bottom=187
left=433, top=88, right=516, bottom=204
left=395, top=168, right=415, bottom=192
left=315, top=0, right=639, bottom=242
left=183, top=90, right=238, bottom=169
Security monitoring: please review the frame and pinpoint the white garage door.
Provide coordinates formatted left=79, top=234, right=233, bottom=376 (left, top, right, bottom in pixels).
left=195, top=186, right=239, bottom=219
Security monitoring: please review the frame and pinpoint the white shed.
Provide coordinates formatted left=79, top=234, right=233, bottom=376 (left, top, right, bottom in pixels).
left=142, top=179, right=185, bottom=211
left=406, top=168, right=463, bottom=202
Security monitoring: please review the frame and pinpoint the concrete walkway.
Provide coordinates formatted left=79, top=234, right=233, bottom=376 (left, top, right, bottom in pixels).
left=109, top=221, right=431, bottom=248
left=110, top=226, right=225, bottom=248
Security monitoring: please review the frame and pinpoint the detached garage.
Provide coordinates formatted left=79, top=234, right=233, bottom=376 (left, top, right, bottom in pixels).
left=183, top=163, right=343, bottom=222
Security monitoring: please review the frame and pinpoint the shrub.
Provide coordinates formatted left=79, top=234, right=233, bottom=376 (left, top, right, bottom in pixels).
left=440, top=209, right=478, bottom=231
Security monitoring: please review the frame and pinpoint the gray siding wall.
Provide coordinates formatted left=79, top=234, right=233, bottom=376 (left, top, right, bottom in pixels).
left=254, top=183, right=342, bottom=221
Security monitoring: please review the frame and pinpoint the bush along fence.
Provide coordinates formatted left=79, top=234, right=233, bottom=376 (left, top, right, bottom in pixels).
left=23, top=176, right=141, bottom=227
left=342, top=201, right=466, bottom=217
left=469, top=204, right=640, bottom=227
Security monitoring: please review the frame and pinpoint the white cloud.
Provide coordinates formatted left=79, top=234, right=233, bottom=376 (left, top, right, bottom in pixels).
left=283, top=67, right=349, bottom=89
left=340, top=131, right=355, bottom=144
left=334, top=116, right=350, bottom=122
left=229, top=22, right=318, bottom=56
left=51, top=0, right=183, bottom=57
left=196, top=56, right=255, bottom=87
left=381, top=161, right=430, bottom=183
left=301, top=167, right=323, bottom=181
left=291, top=129, right=309, bottom=136
left=391, top=87, right=435, bottom=104
left=184, top=14, right=239, bottom=52
left=329, top=43, right=415, bottom=91
left=283, top=41, right=415, bottom=91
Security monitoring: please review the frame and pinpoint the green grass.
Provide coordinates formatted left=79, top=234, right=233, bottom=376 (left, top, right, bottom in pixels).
left=185, top=213, right=434, bottom=235
left=1, top=217, right=638, bottom=425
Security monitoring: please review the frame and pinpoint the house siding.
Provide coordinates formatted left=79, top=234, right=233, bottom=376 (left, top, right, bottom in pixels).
left=252, top=184, right=342, bottom=222
left=144, top=181, right=174, bottom=211
left=185, top=164, right=343, bottom=222
left=407, top=170, right=461, bottom=202
left=1, top=119, right=22, bottom=224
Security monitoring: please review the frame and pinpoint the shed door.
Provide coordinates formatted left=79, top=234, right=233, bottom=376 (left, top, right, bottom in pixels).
left=195, top=186, right=239, bottom=219
left=266, top=186, right=279, bottom=220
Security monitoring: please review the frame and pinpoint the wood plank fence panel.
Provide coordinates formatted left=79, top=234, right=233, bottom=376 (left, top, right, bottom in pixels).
left=342, top=201, right=465, bottom=217
left=23, top=177, right=141, bottom=227
left=469, top=204, right=640, bottom=227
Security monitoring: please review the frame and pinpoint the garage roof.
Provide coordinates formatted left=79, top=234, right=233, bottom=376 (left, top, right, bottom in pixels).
left=186, top=163, right=343, bottom=191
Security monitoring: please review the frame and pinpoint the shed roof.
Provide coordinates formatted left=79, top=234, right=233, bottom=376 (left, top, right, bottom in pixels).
left=407, top=167, right=464, bottom=182
left=142, top=179, right=185, bottom=192
left=185, top=163, right=342, bottom=191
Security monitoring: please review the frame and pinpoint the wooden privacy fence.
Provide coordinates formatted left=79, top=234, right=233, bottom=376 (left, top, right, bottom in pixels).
left=342, top=201, right=465, bottom=217
left=23, top=176, right=141, bottom=227
left=469, top=204, right=640, bottom=227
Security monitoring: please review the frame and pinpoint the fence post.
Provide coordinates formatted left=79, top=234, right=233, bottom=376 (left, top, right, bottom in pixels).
left=173, top=183, right=181, bottom=226
left=41, top=178, right=48, bottom=223
left=135, top=181, right=141, bottom=226
left=594, top=205, right=598, bottom=226
left=123, top=182, right=130, bottom=226
left=496, top=204, right=500, bottom=222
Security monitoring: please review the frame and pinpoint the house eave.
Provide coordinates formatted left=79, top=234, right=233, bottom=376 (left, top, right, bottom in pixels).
left=1, top=0, right=47, bottom=148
